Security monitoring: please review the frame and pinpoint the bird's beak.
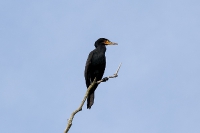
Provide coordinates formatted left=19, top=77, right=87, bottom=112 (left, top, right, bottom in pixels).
left=109, top=42, right=118, bottom=45
left=104, top=40, right=118, bottom=45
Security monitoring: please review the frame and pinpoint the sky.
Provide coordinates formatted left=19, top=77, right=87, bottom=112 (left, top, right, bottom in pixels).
left=1, top=0, right=200, bottom=133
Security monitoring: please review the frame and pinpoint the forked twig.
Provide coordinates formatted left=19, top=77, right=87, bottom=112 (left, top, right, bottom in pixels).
left=97, top=63, right=122, bottom=84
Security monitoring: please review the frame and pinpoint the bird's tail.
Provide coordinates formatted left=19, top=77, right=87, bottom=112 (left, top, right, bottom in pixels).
left=87, top=84, right=98, bottom=109
left=87, top=92, right=94, bottom=109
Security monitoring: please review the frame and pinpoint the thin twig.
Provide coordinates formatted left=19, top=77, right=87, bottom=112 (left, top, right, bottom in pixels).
left=64, top=63, right=122, bottom=133
left=97, top=63, right=122, bottom=84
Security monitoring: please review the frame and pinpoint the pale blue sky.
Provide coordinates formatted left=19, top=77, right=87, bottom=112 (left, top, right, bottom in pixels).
left=1, top=0, right=200, bottom=133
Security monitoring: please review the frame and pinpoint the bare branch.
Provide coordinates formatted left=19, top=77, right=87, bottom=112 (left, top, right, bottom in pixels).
left=64, top=63, right=122, bottom=133
left=64, top=78, right=97, bottom=133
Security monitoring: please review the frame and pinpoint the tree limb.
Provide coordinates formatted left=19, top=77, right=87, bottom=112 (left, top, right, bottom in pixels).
left=64, top=78, right=97, bottom=133
left=64, top=63, right=122, bottom=133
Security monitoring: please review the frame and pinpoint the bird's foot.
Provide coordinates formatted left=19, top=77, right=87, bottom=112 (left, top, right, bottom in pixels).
left=102, top=77, right=109, bottom=82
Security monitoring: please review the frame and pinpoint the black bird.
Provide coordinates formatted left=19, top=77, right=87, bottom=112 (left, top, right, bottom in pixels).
left=84, top=38, right=117, bottom=109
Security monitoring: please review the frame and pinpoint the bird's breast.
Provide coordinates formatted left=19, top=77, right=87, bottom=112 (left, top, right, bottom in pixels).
left=92, top=53, right=106, bottom=66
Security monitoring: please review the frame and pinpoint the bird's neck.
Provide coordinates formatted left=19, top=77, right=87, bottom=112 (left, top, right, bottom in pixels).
left=96, top=45, right=106, bottom=53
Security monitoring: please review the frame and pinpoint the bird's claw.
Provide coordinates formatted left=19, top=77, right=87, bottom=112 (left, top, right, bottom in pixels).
left=102, top=77, right=109, bottom=82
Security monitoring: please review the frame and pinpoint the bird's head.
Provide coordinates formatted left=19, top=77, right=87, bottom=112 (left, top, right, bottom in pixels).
left=94, top=38, right=118, bottom=48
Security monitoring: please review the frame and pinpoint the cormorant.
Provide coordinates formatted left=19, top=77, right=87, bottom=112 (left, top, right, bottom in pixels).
left=84, top=38, right=117, bottom=109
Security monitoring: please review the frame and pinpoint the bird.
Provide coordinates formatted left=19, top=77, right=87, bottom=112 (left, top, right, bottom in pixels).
left=84, top=38, right=117, bottom=109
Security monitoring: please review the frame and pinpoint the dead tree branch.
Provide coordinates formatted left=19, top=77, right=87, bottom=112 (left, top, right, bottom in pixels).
left=64, top=63, right=122, bottom=133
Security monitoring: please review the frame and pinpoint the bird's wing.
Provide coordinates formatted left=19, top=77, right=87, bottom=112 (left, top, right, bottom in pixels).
left=84, top=51, right=94, bottom=88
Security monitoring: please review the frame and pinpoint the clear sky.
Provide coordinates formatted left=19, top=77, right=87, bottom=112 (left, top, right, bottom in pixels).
left=1, top=0, right=200, bottom=133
